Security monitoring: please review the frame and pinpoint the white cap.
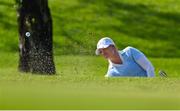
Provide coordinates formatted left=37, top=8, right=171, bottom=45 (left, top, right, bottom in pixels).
left=95, top=37, right=115, bottom=55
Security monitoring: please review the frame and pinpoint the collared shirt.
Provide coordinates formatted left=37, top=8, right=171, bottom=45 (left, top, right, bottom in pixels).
left=106, top=46, right=155, bottom=77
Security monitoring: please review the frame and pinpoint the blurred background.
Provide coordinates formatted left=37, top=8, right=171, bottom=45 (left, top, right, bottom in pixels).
left=0, top=0, right=180, bottom=57
left=0, top=0, right=180, bottom=110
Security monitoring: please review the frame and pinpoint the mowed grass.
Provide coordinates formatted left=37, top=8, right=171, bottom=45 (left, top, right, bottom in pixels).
left=0, top=52, right=180, bottom=110
left=0, top=0, right=180, bottom=109
left=1, top=0, right=180, bottom=57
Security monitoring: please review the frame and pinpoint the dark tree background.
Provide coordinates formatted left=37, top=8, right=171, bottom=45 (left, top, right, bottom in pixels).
left=16, top=0, right=56, bottom=74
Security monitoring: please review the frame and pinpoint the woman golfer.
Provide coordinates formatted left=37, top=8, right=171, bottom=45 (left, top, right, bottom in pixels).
left=96, top=37, right=155, bottom=77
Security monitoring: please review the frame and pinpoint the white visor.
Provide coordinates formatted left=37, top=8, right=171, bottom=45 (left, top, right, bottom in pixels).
left=95, top=37, right=115, bottom=55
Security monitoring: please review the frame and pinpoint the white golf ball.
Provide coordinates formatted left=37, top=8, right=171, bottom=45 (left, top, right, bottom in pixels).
left=25, top=32, right=30, bottom=37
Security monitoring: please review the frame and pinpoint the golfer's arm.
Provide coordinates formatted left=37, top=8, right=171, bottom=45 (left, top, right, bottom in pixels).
left=131, top=48, right=155, bottom=77
left=135, top=56, right=155, bottom=77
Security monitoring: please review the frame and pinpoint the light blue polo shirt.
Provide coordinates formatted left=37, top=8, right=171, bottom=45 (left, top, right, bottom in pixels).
left=106, top=46, right=154, bottom=77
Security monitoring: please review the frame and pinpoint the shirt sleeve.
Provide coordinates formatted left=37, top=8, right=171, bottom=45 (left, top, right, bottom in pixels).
left=129, top=47, right=155, bottom=77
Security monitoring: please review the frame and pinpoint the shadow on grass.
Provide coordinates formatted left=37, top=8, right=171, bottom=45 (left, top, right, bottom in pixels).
left=0, top=1, right=16, bottom=29
left=52, top=0, right=180, bottom=57
left=0, top=13, right=16, bottom=29
left=0, top=1, right=18, bottom=52
left=103, top=0, right=180, bottom=41
left=0, top=1, right=13, bottom=7
left=82, top=0, right=180, bottom=42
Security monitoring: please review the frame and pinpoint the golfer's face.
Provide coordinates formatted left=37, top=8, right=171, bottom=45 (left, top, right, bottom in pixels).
left=99, top=47, right=112, bottom=59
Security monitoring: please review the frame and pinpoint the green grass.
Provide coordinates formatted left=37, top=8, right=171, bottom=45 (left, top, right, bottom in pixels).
left=0, top=52, right=180, bottom=109
left=1, top=0, right=180, bottom=57
left=0, top=0, right=180, bottom=110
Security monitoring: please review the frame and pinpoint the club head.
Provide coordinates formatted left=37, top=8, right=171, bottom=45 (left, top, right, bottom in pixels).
left=159, top=70, right=168, bottom=77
